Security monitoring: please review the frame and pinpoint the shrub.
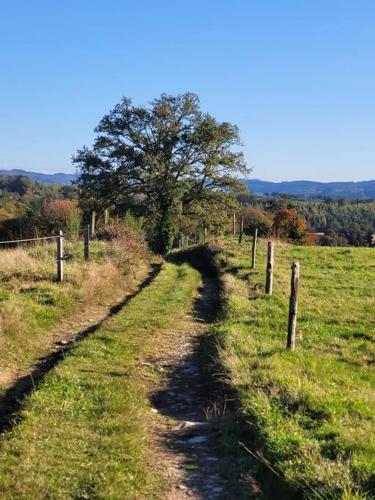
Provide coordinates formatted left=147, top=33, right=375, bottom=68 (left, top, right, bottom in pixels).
left=272, top=208, right=308, bottom=241
left=41, top=199, right=82, bottom=235
left=242, top=206, right=273, bottom=236
left=95, top=221, right=149, bottom=270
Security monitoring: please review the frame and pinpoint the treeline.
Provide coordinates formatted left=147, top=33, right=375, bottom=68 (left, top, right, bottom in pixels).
left=238, top=193, right=375, bottom=246
left=0, top=175, right=79, bottom=239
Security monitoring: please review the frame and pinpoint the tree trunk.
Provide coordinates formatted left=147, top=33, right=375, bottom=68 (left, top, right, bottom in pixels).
left=155, top=201, right=176, bottom=254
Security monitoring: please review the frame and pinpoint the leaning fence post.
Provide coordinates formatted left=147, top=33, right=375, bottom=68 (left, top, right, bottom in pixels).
left=90, top=211, right=96, bottom=238
left=56, top=230, right=64, bottom=282
left=84, top=225, right=90, bottom=261
left=238, top=216, right=244, bottom=244
left=265, top=241, right=274, bottom=295
left=232, top=212, right=237, bottom=236
left=287, top=262, right=300, bottom=351
left=251, top=228, right=258, bottom=268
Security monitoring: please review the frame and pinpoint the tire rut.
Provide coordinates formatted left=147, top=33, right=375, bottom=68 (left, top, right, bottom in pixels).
left=150, top=274, right=239, bottom=499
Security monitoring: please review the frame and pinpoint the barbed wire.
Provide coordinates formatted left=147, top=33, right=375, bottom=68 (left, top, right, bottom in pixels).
left=0, top=235, right=58, bottom=245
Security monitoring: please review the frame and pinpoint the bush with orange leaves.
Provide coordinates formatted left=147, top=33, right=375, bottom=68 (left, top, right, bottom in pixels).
left=272, top=207, right=308, bottom=242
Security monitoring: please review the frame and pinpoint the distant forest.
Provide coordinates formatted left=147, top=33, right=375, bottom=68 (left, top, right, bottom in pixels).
left=0, top=175, right=78, bottom=239
left=238, top=193, right=375, bottom=247
left=1, top=173, right=375, bottom=247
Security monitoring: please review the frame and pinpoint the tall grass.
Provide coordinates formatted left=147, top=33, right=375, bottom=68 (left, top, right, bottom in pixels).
left=0, top=237, right=150, bottom=389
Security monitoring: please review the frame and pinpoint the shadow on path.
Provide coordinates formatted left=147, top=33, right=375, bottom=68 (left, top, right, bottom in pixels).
left=150, top=268, right=244, bottom=498
left=0, top=263, right=162, bottom=433
left=151, top=249, right=298, bottom=499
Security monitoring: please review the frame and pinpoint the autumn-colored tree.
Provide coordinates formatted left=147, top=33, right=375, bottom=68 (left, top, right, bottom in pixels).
left=272, top=208, right=307, bottom=241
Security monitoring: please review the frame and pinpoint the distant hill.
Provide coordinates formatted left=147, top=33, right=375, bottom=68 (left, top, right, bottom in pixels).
left=1, top=169, right=374, bottom=198
left=0, top=169, right=78, bottom=185
left=243, top=179, right=375, bottom=199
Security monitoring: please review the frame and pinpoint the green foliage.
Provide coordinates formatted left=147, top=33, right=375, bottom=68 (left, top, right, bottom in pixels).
left=178, top=191, right=239, bottom=240
left=66, top=205, right=83, bottom=238
left=123, top=210, right=144, bottom=235
left=297, top=198, right=375, bottom=246
left=0, top=174, right=79, bottom=239
left=241, top=205, right=273, bottom=236
left=75, top=93, right=249, bottom=252
left=241, top=194, right=375, bottom=247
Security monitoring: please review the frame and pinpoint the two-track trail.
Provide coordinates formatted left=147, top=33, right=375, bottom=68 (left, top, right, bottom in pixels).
left=0, top=259, right=251, bottom=498
left=148, top=273, right=239, bottom=499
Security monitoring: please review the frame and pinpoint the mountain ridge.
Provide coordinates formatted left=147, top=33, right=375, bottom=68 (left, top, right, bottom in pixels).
left=1, top=169, right=375, bottom=198
left=243, top=178, right=375, bottom=199
left=0, top=169, right=78, bottom=185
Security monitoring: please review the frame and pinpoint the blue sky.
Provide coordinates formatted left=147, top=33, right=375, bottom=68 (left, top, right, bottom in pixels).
left=0, top=0, right=374, bottom=181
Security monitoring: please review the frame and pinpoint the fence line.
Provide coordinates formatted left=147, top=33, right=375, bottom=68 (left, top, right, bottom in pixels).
left=0, top=235, right=58, bottom=245
left=0, top=233, right=66, bottom=282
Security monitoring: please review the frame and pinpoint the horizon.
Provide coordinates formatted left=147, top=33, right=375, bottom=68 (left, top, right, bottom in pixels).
left=1, top=1, right=374, bottom=181
left=2, top=167, right=375, bottom=184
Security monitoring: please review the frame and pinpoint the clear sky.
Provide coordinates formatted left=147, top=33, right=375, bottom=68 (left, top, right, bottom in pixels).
left=0, top=0, right=374, bottom=181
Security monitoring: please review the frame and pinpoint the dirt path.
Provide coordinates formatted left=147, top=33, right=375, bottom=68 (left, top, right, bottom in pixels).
left=149, top=274, right=242, bottom=499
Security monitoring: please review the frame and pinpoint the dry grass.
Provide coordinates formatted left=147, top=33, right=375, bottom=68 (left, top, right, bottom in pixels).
left=0, top=237, right=150, bottom=388
left=0, top=247, right=44, bottom=276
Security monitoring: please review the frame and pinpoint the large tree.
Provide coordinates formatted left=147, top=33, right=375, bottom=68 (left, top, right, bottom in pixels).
left=74, top=92, right=249, bottom=252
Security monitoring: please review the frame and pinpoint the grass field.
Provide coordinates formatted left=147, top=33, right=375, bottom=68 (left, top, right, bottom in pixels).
left=0, top=261, right=201, bottom=498
left=0, top=238, right=149, bottom=393
left=211, top=237, right=375, bottom=498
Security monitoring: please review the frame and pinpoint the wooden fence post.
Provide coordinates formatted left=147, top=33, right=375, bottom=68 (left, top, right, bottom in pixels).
left=238, top=216, right=244, bottom=244
left=233, top=212, right=236, bottom=236
left=251, top=228, right=258, bottom=268
left=56, top=230, right=64, bottom=282
left=287, top=262, right=300, bottom=351
left=104, top=209, right=109, bottom=226
left=90, top=211, right=96, bottom=238
left=204, top=227, right=208, bottom=242
left=265, top=241, right=274, bottom=295
left=84, top=225, right=90, bottom=261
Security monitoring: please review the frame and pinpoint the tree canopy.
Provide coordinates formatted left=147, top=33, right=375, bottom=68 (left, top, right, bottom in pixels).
left=74, top=92, right=249, bottom=252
